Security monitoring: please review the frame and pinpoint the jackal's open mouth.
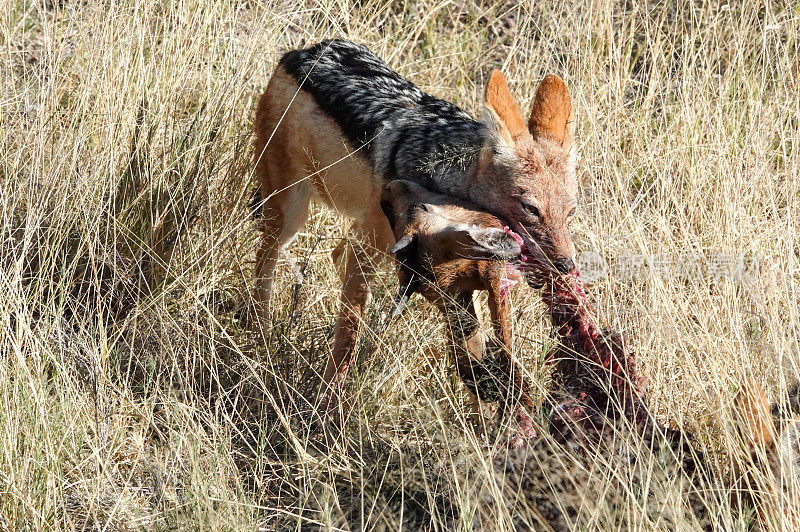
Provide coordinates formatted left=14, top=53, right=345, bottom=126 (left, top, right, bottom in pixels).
left=502, top=226, right=527, bottom=261
left=502, top=226, right=544, bottom=287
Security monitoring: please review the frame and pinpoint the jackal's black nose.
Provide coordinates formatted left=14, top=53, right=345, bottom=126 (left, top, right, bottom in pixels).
left=553, top=257, right=575, bottom=274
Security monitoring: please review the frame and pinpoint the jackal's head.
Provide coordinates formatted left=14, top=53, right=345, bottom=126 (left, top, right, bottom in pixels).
left=380, top=179, right=521, bottom=305
left=470, top=71, right=577, bottom=283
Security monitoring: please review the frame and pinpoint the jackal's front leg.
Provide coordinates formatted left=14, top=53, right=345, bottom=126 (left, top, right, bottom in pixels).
left=318, top=245, right=371, bottom=423
left=443, top=293, right=490, bottom=431
left=317, top=211, right=393, bottom=425
left=488, top=289, right=536, bottom=398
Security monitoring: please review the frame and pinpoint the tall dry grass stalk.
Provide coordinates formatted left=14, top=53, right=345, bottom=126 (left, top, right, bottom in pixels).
left=1, top=0, right=798, bottom=529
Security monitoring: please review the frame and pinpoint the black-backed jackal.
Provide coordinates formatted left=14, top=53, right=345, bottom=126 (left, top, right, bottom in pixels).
left=253, top=39, right=576, bottom=418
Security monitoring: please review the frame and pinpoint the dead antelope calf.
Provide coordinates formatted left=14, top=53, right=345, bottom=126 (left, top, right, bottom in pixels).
left=380, top=179, right=537, bottom=445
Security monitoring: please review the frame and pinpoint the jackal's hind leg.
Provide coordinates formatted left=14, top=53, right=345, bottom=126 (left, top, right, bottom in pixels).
left=331, top=237, right=347, bottom=283
left=252, top=183, right=312, bottom=328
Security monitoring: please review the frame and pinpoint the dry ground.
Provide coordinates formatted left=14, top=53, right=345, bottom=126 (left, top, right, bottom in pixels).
left=1, top=0, right=799, bottom=529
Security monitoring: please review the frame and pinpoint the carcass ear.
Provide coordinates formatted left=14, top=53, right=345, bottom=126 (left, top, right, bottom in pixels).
left=484, top=69, right=528, bottom=143
left=528, top=74, right=572, bottom=147
left=387, top=281, right=414, bottom=320
left=463, top=227, right=521, bottom=261
left=380, top=198, right=397, bottom=230
left=390, top=234, right=414, bottom=255
left=386, top=266, right=421, bottom=322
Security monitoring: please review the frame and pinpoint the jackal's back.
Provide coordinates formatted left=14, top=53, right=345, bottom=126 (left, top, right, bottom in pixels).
left=279, top=39, right=487, bottom=188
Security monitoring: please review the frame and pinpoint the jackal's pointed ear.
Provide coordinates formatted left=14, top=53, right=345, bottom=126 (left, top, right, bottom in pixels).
left=484, top=69, right=528, bottom=144
left=528, top=74, right=572, bottom=147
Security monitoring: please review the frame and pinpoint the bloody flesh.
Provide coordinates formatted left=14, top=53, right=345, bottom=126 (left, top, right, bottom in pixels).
left=542, top=270, right=648, bottom=424
left=503, top=226, right=650, bottom=430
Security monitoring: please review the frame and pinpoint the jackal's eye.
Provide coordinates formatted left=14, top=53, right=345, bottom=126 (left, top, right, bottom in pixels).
left=521, top=202, right=540, bottom=218
left=409, top=203, right=429, bottom=214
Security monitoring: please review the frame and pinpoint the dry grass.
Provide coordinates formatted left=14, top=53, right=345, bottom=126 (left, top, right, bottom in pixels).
left=1, top=0, right=799, bottom=529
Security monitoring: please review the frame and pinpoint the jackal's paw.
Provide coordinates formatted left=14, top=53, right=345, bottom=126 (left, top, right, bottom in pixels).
left=245, top=299, right=271, bottom=332
left=313, top=392, right=338, bottom=425
left=313, top=388, right=353, bottom=433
